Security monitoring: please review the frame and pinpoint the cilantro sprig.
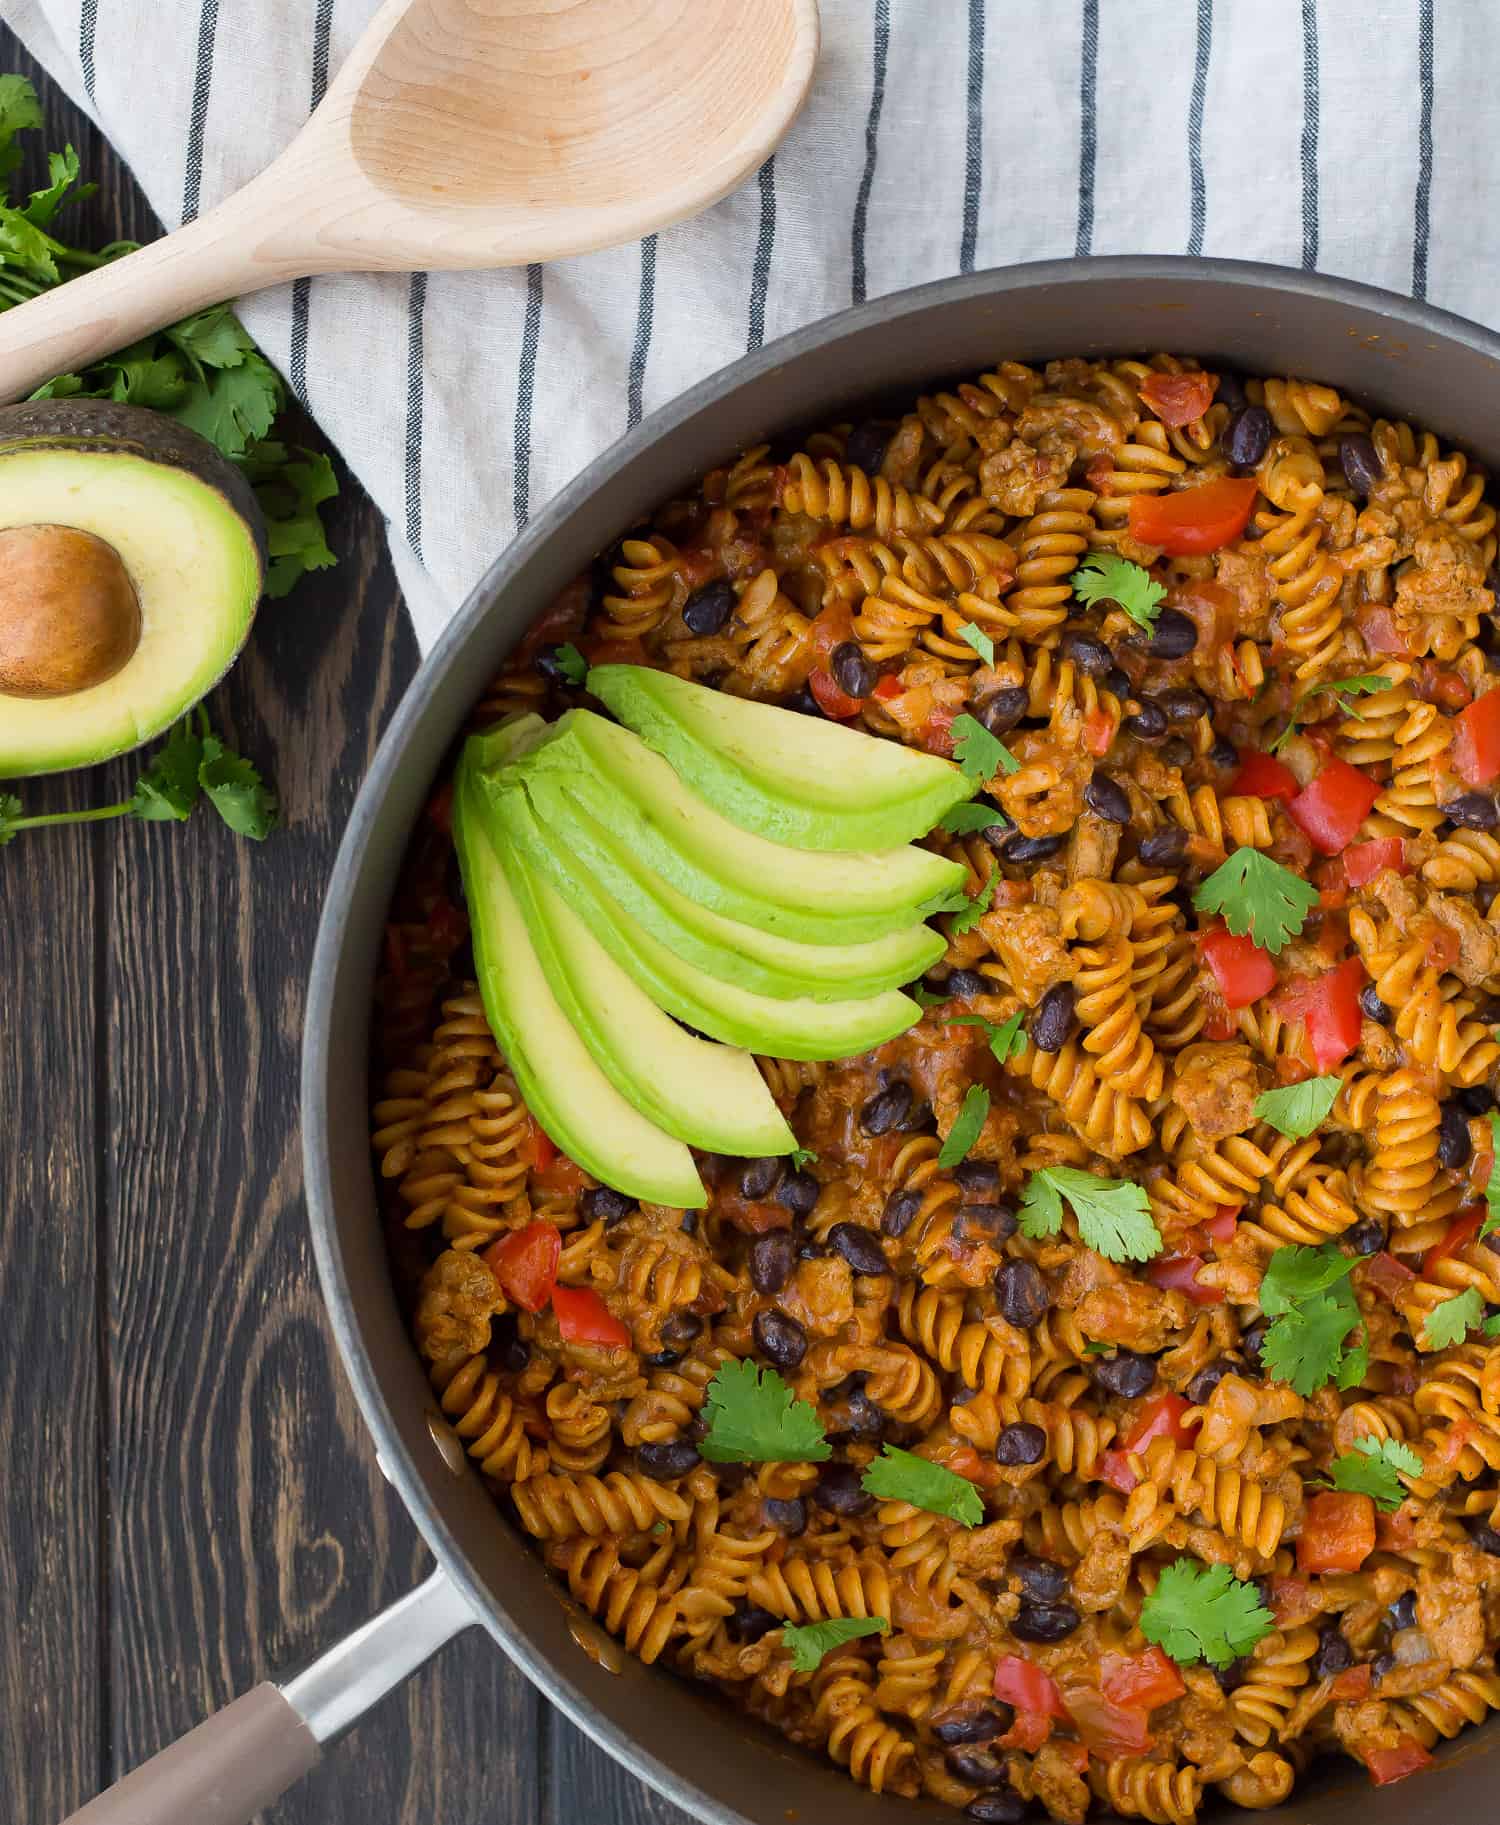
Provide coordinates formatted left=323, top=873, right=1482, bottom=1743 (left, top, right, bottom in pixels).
left=789, top=1147, right=818, bottom=1171
left=1140, top=1559, right=1274, bottom=1668
left=1018, top=1166, right=1162, bottom=1264
left=937, top=1085, right=990, bottom=1169
left=1482, top=1112, right=1500, bottom=1240
left=938, top=798, right=1010, bottom=836
left=947, top=1008, right=1027, bottom=1065
left=1070, top=553, right=1166, bottom=633
left=1193, top=848, right=1318, bottom=954
left=1321, top=1438, right=1422, bottom=1512
left=922, top=869, right=996, bottom=928
left=1257, top=1245, right=1365, bottom=1394
left=951, top=714, right=1019, bottom=780
left=956, top=621, right=995, bottom=666
left=949, top=868, right=997, bottom=936
left=781, top=1616, right=887, bottom=1672
left=699, top=1360, right=829, bottom=1464
left=1423, top=1288, right=1486, bottom=1351
left=860, top=1446, right=984, bottom=1525
left=1252, top=1075, right=1342, bottom=1139
left=0, top=709, right=277, bottom=847
left=552, top=643, right=589, bottom=686
left=1268, top=675, right=1392, bottom=755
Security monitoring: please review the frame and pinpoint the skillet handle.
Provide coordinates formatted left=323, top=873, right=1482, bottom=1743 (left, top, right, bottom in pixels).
left=59, top=1567, right=475, bottom=1825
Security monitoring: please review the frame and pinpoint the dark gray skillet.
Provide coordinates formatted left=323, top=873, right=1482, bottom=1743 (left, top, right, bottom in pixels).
left=61, top=258, right=1500, bottom=1824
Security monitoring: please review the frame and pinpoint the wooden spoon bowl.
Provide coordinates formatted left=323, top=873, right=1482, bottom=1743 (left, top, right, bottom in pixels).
left=0, top=0, right=819, bottom=401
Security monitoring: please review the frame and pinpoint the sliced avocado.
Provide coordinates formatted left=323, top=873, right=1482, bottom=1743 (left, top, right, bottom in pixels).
left=588, top=663, right=974, bottom=850
left=481, top=786, right=921, bottom=1062
left=0, top=401, right=267, bottom=778
left=453, top=756, right=706, bottom=1208
left=519, top=771, right=944, bottom=1000
left=504, top=710, right=963, bottom=944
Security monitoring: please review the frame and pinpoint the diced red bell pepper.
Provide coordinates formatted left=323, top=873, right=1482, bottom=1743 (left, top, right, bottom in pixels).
left=1059, top=1683, right=1153, bottom=1759
left=1423, top=1205, right=1484, bottom=1275
left=1102, top=1394, right=1198, bottom=1490
left=1287, top=760, right=1382, bottom=855
left=808, top=667, right=862, bottom=720
left=527, top=1118, right=558, bottom=1174
left=1453, top=691, right=1500, bottom=787
left=996, top=1711, right=1053, bottom=1753
left=1297, top=1490, right=1376, bottom=1573
left=1298, top=957, right=1365, bottom=1072
left=1365, top=1738, right=1434, bottom=1786
left=1139, top=370, right=1217, bottom=428
left=1342, top=837, right=1406, bottom=887
left=1230, top=751, right=1300, bottom=801
left=531, top=1155, right=590, bottom=1198
left=1084, top=707, right=1114, bottom=757
left=993, top=1657, right=1069, bottom=1720
left=1100, top=1647, right=1186, bottom=1712
left=808, top=600, right=855, bottom=661
left=1330, top=1663, right=1373, bottom=1702
left=484, top=1220, right=560, bottom=1313
left=1204, top=1205, right=1240, bottom=1243
left=1199, top=929, right=1277, bottom=1008
left=1363, top=1250, right=1417, bottom=1303
left=551, top=1283, right=631, bottom=1348
left=921, top=706, right=958, bottom=756
left=1129, top=476, right=1259, bottom=556
left=1148, top=1254, right=1224, bottom=1306
left=872, top=673, right=905, bottom=701
left=1354, top=604, right=1412, bottom=658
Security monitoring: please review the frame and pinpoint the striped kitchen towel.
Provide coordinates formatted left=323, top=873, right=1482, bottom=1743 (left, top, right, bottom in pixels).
left=1, top=0, right=1462, bottom=651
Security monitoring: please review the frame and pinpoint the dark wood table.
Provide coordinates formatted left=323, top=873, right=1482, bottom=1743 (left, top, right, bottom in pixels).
left=0, top=40, right=693, bottom=1825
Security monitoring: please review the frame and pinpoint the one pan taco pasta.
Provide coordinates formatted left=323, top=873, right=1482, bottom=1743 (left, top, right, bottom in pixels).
left=372, top=354, right=1500, bottom=1824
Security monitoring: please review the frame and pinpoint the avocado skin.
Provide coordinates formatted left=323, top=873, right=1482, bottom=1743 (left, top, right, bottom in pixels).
left=0, top=399, right=268, bottom=582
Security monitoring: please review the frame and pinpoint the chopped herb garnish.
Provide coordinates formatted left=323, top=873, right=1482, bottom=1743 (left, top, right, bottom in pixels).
left=1483, top=1113, right=1500, bottom=1239
left=860, top=1445, right=984, bottom=1525
left=1322, top=1438, right=1422, bottom=1512
left=781, top=1616, right=887, bottom=1672
left=698, top=1360, right=830, bottom=1464
left=937, top=1085, right=990, bottom=1169
left=789, top=1147, right=818, bottom=1171
left=956, top=621, right=996, bottom=666
left=1140, top=1559, right=1275, bottom=1668
left=1257, top=1245, right=1363, bottom=1394
left=951, top=714, right=1019, bottom=780
left=948, top=867, right=997, bottom=936
left=1018, top=1166, right=1162, bottom=1264
left=945, top=1007, right=1027, bottom=1065
left=937, top=799, right=1009, bottom=835
left=553, top=643, right=589, bottom=686
left=1069, top=552, right=1166, bottom=633
left=1268, top=675, right=1392, bottom=754
left=1252, top=1075, right=1342, bottom=1139
left=1423, top=1288, right=1486, bottom=1351
left=1192, top=847, right=1318, bottom=954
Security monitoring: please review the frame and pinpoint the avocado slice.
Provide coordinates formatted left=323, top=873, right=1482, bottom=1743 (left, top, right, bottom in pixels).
left=453, top=754, right=706, bottom=1208
left=0, top=401, right=266, bottom=778
left=481, top=785, right=921, bottom=1062
left=505, top=710, right=964, bottom=944
left=588, top=663, right=975, bottom=850
left=519, top=771, right=944, bottom=1001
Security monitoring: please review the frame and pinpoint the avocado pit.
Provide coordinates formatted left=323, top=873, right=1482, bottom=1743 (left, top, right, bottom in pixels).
left=0, top=522, right=142, bottom=699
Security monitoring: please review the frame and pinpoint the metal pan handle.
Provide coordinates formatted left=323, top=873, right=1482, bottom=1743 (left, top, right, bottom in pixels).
left=59, top=1567, right=475, bottom=1825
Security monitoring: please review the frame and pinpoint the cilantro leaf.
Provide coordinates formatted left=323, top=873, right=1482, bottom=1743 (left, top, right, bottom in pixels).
left=548, top=643, right=588, bottom=687
left=1018, top=1166, right=1162, bottom=1263
left=174, top=348, right=282, bottom=457
left=789, top=1147, right=818, bottom=1170
left=956, top=621, right=995, bottom=666
left=860, top=1445, right=984, bottom=1525
left=937, top=1085, right=990, bottom=1169
left=1268, top=674, right=1392, bottom=754
left=1261, top=1289, right=1361, bottom=1395
left=1335, top=1329, right=1371, bottom=1391
left=129, top=717, right=204, bottom=821
left=781, top=1616, right=887, bottom=1672
left=1140, top=1559, right=1274, bottom=1668
left=699, top=1360, right=830, bottom=1463
left=1070, top=552, right=1166, bottom=633
left=0, top=791, right=21, bottom=846
left=251, top=447, right=340, bottom=598
left=919, top=882, right=972, bottom=919
left=1193, top=847, right=1318, bottom=954
left=1483, top=1112, right=1500, bottom=1240
left=948, top=867, right=997, bottom=936
left=1486, top=1314, right=1500, bottom=1339
left=1252, top=1075, right=1342, bottom=1139
left=198, top=734, right=279, bottom=840
left=1258, top=1244, right=1357, bottom=1316
left=950, top=1007, right=1027, bottom=1065
left=23, top=145, right=92, bottom=228
left=1324, top=1437, right=1422, bottom=1511
left=938, top=799, right=1008, bottom=835
left=912, top=983, right=948, bottom=1008
left=164, top=303, right=255, bottom=374
left=1423, top=1287, right=1485, bottom=1351
left=0, top=75, right=44, bottom=183
left=951, top=714, right=1019, bottom=780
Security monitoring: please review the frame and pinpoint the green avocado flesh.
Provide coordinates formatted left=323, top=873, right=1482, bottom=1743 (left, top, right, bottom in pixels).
left=0, top=416, right=265, bottom=777
left=453, top=754, right=706, bottom=1208
left=506, top=710, right=964, bottom=944
left=479, top=783, right=921, bottom=1062
left=588, top=663, right=974, bottom=851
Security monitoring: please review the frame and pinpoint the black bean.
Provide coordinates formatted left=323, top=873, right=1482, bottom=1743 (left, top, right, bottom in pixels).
left=1160, top=735, right=1194, bottom=767
left=1442, top=792, right=1500, bottom=830
left=955, top=1203, right=1018, bottom=1244
left=797, top=1238, right=826, bottom=1260
left=1312, top=1621, right=1353, bottom=1677
left=727, top=1602, right=780, bottom=1643
left=860, top=1080, right=913, bottom=1136
left=883, top=1189, right=922, bottom=1238
left=1011, top=1601, right=1080, bottom=1643
left=777, top=1170, right=820, bottom=1218
left=995, top=1422, right=1047, bottom=1467
left=1388, top=1590, right=1418, bottom=1632
left=965, top=1793, right=1025, bottom=1825
left=1032, top=982, right=1077, bottom=1053
left=842, top=1387, right=886, bottom=1439
left=1010, top=1552, right=1069, bottom=1603
left=829, top=1221, right=889, bottom=1276
left=1148, top=608, right=1199, bottom=659
left=1464, top=1516, right=1500, bottom=1554
left=580, top=1186, right=636, bottom=1225
left=750, top=1229, right=797, bottom=1295
left=978, top=686, right=1029, bottom=735
left=978, top=821, right=1015, bottom=851
left=1371, top=1652, right=1397, bottom=1684
left=1225, top=404, right=1272, bottom=469
left=1340, top=432, right=1383, bottom=498
left=763, top=1496, right=806, bottom=1535
left=492, top=1311, right=530, bottom=1375
left=812, top=1462, right=875, bottom=1516
left=637, top=1440, right=701, bottom=1480
left=994, top=1260, right=1052, bottom=1329
left=783, top=684, right=822, bottom=718
left=830, top=640, right=875, bottom=701
left=952, top=1382, right=980, bottom=1406
left=956, top=1159, right=1002, bottom=1196
left=682, top=579, right=737, bottom=636
left=644, top=1349, right=682, bottom=1368
left=1486, top=1233, right=1500, bottom=1258
left=1092, top=1349, right=1157, bottom=1399
left=680, top=1211, right=699, bottom=1236
left=1104, top=666, right=1132, bottom=699
left=946, top=968, right=988, bottom=1000
left=946, top=1750, right=1009, bottom=1789
left=1239, top=1318, right=1269, bottom=1371
left=1061, top=632, right=1113, bottom=678
left=1003, top=832, right=1067, bottom=864
left=1208, top=737, right=1239, bottom=771
left=753, top=1308, right=806, bottom=1368
left=1124, top=700, right=1170, bottom=742
left=845, top=420, right=890, bottom=475
left=1459, top=1085, right=1497, bottom=1115
left=1185, top=1361, right=1230, bottom=1405
left=738, top=1156, right=785, bottom=1200
left=1359, top=984, right=1393, bottom=1026
left=660, top=1311, right=703, bottom=1350
left=1345, top=1217, right=1386, bottom=1256
left=1214, top=1657, right=1249, bottom=1694
left=1084, top=773, right=1131, bottom=824
left=1138, top=825, right=1188, bottom=868
left=1158, top=685, right=1212, bottom=725
left=1216, top=371, right=1248, bottom=411
left=933, top=1708, right=1011, bottom=1746
left=1439, top=1103, right=1473, bottom=1170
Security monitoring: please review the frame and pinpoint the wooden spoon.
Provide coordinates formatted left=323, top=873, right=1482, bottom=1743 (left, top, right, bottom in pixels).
left=0, top=0, right=819, bottom=402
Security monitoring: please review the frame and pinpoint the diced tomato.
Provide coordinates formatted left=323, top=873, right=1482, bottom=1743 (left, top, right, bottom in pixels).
left=808, top=600, right=855, bottom=661
left=1452, top=690, right=1500, bottom=787
left=1148, top=1254, right=1224, bottom=1306
left=1330, top=1663, right=1373, bottom=1702
left=551, top=1283, right=631, bottom=1348
left=1204, top=1205, right=1240, bottom=1243
left=1129, top=476, right=1258, bottom=556
left=1423, top=1206, right=1484, bottom=1275
left=426, top=781, right=454, bottom=832
left=1424, top=920, right=1461, bottom=971
left=1290, top=957, right=1365, bottom=1072
left=1287, top=759, right=1382, bottom=855
left=1365, top=1738, right=1434, bottom=1787
left=1342, top=837, right=1406, bottom=887
left=483, top=1220, right=560, bottom=1313
left=996, top=1712, right=1053, bottom=1753
left=1139, top=370, right=1217, bottom=428
left=1199, top=929, right=1277, bottom=1008
left=808, top=666, right=862, bottom=720
left=873, top=673, right=905, bottom=701
left=1084, top=707, right=1114, bottom=757
left=1363, top=1250, right=1417, bottom=1303
left=531, top=1155, right=590, bottom=1198
left=527, top=1118, right=558, bottom=1173
left=1269, top=1576, right=1318, bottom=1626
left=1230, top=751, right=1299, bottom=801
left=1298, top=1490, right=1377, bottom=1573
left=1354, top=605, right=1411, bottom=658
left=1100, top=1647, right=1186, bottom=1712
left=1059, top=1682, right=1153, bottom=1759
left=993, top=1657, right=1069, bottom=1720
left=921, top=706, right=958, bottom=756
left=1101, top=1396, right=1198, bottom=1491
left=1416, top=661, right=1471, bottom=712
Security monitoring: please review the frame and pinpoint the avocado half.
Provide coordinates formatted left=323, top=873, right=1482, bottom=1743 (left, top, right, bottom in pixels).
left=0, top=400, right=267, bottom=778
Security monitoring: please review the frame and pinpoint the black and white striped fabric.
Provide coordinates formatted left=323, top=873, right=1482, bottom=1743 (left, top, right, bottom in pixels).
left=6, top=0, right=1457, bottom=649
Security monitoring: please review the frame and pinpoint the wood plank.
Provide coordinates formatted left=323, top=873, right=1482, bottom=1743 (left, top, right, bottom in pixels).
left=549, top=1710, right=700, bottom=1825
